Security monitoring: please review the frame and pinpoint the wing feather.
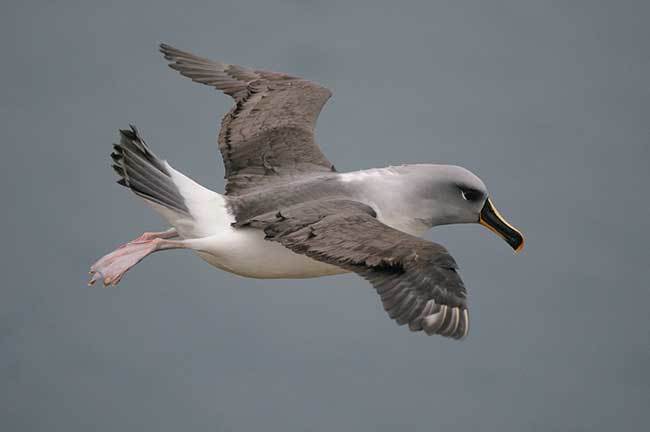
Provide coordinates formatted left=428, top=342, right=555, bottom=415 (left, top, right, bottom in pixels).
left=238, top=199, right=470, bottom=339
left=160, top=44, right=336, bottom=195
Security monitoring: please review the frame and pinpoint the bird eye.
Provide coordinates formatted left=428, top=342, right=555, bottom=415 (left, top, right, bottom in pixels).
left=461, top=188, right=482, bottom=201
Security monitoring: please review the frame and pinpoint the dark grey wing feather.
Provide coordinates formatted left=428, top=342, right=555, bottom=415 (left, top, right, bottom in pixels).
left=160, top=44, right=336, bottom=195
left=111, top=126, right=189, bottom=215
left=238, top=200, right=470, bottom=339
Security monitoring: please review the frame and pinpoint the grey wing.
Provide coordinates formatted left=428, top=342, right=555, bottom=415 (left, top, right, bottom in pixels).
left=160, top=44, right=336, bottom=195
left=237, top=200, right=470, bottom=339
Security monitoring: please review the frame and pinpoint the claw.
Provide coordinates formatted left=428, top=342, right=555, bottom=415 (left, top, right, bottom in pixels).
left=88, top=270, right=103, bottom=286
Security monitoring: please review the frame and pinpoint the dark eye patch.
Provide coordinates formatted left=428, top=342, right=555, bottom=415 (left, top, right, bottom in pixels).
left=459, top=187, right=483, bottom=201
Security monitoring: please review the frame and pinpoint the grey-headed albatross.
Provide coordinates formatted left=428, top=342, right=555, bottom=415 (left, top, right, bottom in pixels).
left=89, top=44, right=524, bottom=339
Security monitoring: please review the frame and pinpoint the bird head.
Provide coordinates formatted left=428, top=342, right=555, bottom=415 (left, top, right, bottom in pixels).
left=410, top=165, right=525, bottom=252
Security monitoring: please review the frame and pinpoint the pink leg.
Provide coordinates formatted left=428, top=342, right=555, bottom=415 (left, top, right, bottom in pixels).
left=129, top=227, right=178, bottom=243
left=88, top=232, right=185, bottom=287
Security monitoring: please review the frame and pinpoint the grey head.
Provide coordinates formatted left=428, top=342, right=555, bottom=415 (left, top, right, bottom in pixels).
left=350, top=164, right=524, bottom=252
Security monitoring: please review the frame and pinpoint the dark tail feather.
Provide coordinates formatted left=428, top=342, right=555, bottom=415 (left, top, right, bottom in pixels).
left=111, top=125, right=189, bottom=215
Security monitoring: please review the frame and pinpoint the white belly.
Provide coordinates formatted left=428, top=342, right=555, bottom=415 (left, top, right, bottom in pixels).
left=175, top=192, right=343, bottom=278
left=193, top=210, right=429, bottom=279
left=193, top=228, right=348, bottom=279
left=156, top=181, right=346, bottom=279
left=158, top=176, right=422, bottom=280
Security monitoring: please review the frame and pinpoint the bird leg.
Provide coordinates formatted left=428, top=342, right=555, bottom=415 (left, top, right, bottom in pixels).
left=130, top=227, right=178, bottom=242
left=88, top=229, right=185, bottom=287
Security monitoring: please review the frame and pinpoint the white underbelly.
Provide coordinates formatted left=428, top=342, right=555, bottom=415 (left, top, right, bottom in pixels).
left=196, top=213, right=429, bottom=279
left=157, top=186, right=347, bottom=279
left=160, top=184, right=424, bottom=280
left=192, top=227, right=348, bottom=279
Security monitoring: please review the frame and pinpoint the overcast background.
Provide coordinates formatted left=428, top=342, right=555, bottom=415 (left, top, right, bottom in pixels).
left=2, top=0, right=649, bottom=431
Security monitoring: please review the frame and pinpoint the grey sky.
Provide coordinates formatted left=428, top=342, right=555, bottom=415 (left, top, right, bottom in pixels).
left=1, top=0, right=649, bottom=431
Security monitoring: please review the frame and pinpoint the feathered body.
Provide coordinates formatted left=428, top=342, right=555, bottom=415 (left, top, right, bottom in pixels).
left=89, top=44, right=524, bottom=340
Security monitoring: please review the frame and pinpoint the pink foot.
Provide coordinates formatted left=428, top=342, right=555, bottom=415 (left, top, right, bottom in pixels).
left=89, top=240, right=160, bottom=287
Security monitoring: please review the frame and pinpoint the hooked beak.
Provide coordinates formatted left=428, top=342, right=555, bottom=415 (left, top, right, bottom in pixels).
left=479, top=198, right=525, bottom=253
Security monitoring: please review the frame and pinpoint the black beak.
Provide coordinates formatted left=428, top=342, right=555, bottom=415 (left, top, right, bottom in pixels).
left=479, top=198, right=525, bottom=253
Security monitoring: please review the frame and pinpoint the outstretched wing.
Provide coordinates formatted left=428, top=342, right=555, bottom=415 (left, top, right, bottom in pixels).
left=237, top=200, right=470, bottom=339
left=160, top=44, right=336, bottom=195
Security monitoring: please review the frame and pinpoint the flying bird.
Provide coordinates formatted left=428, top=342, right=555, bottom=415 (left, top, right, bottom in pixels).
left=89, top=44, right=524, bottom=339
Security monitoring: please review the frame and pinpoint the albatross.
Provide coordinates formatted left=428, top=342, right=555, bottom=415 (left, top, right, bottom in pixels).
left=89, top=44, right=524, bottom=339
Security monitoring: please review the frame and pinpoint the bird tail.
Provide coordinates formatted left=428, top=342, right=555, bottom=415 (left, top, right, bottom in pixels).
left=111, top=125, right=226, bottom=238
left=112, top=126, right=189, bottom=214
